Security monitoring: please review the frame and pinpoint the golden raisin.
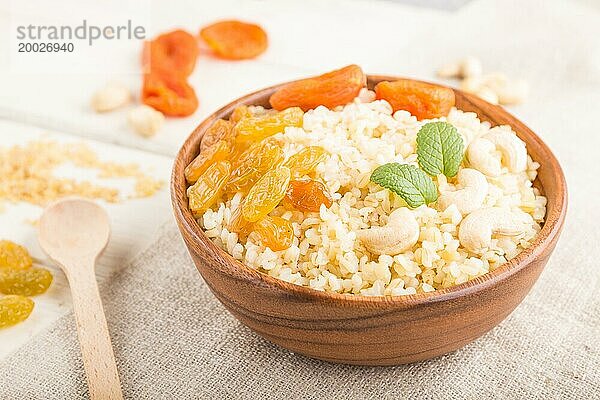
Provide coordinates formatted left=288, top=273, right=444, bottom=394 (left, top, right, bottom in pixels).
left=254, top=216, right=294, bottom=251
left=283, top=146, right=328, bottom=177
left=228, top=205, right=254, bottom=240
left=374, top=79, right=455, bottom=120
left=234, top=107, right=304, bottom=144
left=242, top=166, right=291, bottom=222
left=200, top=119, right=235, bottom=153
left=269, top=65, right=366, bottom=111
left=185, top=140, right=230, bottom=184
left=188, top=161, right=231, bottom=218
left=285, top=179, right=333, bottom=212
left=200, top=20, right=268, bottom=60
left=226, top=140, right=284, bottom=193
left=0, top=267, right=53, bottom=296
left=229, top=105, right=252, bottom=123
left=0, top=241, right=32, bottom=270
left=0, top=295, right=34, bottom=329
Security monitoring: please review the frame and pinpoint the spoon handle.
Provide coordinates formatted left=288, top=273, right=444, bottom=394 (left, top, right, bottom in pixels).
left=67, top=261, right=124, bottom=400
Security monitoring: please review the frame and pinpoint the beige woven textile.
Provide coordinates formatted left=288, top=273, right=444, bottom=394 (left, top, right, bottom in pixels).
left=0, top=217, right=598, bottom=399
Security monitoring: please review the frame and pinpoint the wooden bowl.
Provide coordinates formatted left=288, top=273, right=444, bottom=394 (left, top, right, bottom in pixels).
left=171, top=76, right=567, bottom=366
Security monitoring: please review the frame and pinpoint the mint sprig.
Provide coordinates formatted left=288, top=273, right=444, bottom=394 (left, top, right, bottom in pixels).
left=370, top=163, right=438, bottom=208
left=416, top=122, right=464, bottom=177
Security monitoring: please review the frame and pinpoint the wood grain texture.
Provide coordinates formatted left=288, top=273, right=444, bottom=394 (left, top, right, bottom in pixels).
left=39, top=199, right=124, bottom=399
left=170, top=76, right=567, bottom=366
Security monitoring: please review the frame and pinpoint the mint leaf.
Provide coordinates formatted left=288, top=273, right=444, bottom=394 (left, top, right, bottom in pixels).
left=416, top=122, right=464, bottom=178
left=370, top=163, right=438, bottom=208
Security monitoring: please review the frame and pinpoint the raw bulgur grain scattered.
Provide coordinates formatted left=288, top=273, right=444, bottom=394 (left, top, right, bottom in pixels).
left=0, top=140, right=163, bottom=209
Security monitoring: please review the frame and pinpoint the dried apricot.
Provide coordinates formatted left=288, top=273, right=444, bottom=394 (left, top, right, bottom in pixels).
left=0, top=267, right=53, bottom=296
left=143, top=29, right=199, bottom=77
left=0, top=241, right=32, bottom=270
left=0, top=295, right=34, bottom=329
left=374, top=79, right=455, bottom=120
left=269, top=65, right=366, bottom=111
left=229, top=105, right=252, bottom=123
left=188, top=161, right=231, bottom=218
left=235, top=107, right=304, bottom=144
left=226, top=140, right=284, bottom=193
left=185, top=140, right=230, bottom=184
left=142, top=73, right=199, bottom=117
left=285, top=179, right=333, bottom=212
left=254, top=216, right=294, bottom=251
left=283, top=146, right=328, bottom=177
left=200, top=20, right=268, bottom=60
left=242, top=166, right=291, bottom=222
left=200, top=119, right=235, bottom=153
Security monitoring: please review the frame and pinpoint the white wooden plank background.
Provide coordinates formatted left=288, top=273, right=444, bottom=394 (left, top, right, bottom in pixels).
left=0, top=0, right=444, bottom=156
left=0, top=121, right=173, bottom=358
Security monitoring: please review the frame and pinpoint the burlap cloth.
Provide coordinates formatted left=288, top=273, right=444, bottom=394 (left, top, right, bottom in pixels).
left=0, top=213, right=598, bottom=399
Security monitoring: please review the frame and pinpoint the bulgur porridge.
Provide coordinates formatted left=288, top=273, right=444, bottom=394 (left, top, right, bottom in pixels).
left=185, top=66, right=546, bottom=296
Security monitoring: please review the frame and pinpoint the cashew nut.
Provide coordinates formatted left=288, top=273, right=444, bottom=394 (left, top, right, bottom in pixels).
left=458, top=207, right=526, bottom=252
left=484, top=75, right=529, bottom=105
left=356, top=208, right=419, bottom=255
left=437, top=168, right=488, bottom=215
left=437, top=56, right=482, bottom=79
left=460, top=56, right=483, bottom=78
left=467, top=129, right=527, bottom=176
left=485, top=129, right=527, bottom=173
left=467, top=137, right=503, bottom=176
left=460, top=73, right=529, bottom=106
left=437, top=62, right=461, bottom=79
left=474, top=86, right=499, bottom=105
left=128, top=105, right=165, bottom=137
left=91, top=83, right=131, bottom=112
left=460, top=76, right=485, bottom=93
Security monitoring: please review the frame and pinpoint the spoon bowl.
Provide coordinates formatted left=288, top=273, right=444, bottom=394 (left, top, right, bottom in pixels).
left=39, top=198, right=110, bottom=266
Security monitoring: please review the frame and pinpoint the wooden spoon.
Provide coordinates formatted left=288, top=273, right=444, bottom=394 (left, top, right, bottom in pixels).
left=38, top=198, right=123, bottom=400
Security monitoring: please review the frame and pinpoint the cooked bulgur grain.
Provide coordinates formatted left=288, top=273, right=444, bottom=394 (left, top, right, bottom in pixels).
left=197, top=89, right=546, bottom=296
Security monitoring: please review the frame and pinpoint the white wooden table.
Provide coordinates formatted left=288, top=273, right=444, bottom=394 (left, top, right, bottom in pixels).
left=0, top=0, right=596, bottom=359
